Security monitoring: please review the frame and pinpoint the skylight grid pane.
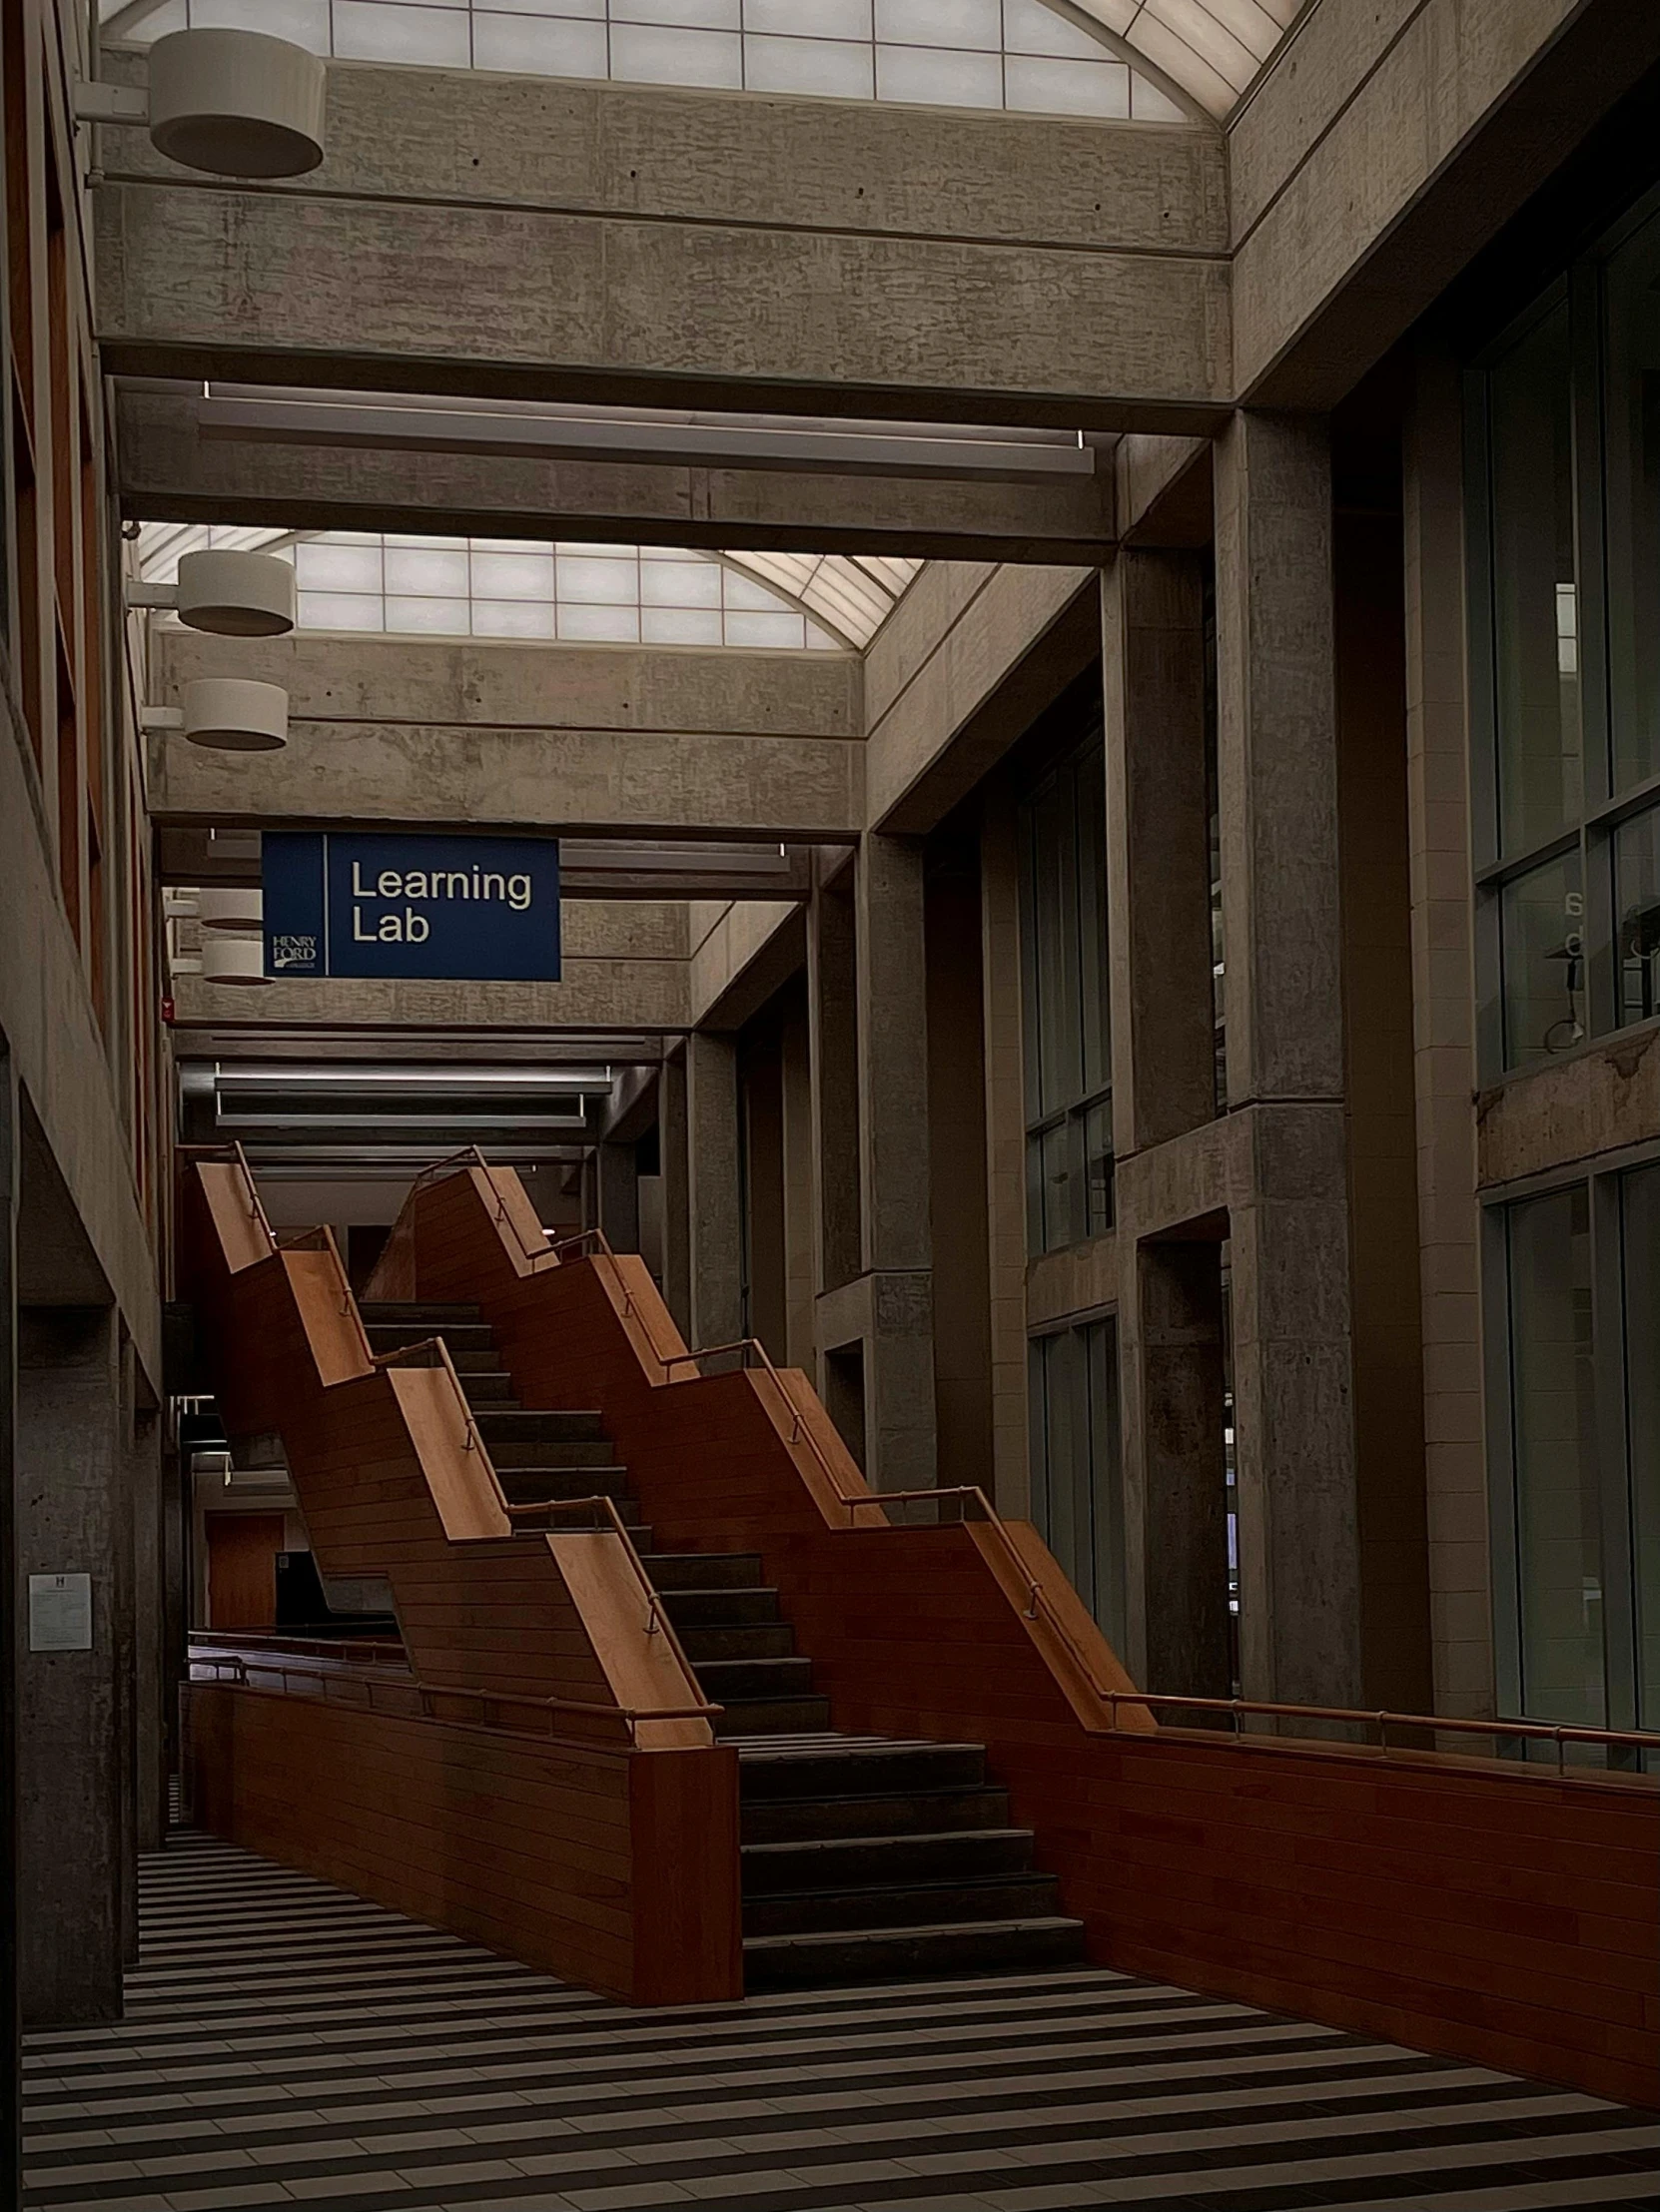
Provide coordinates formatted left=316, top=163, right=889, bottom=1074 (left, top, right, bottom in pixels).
left=612, top=0, right=740, bottom=25
left=473, top=14, right=609, bottom=70
left=877, top=0, right=1001, bottom=49
left=191, top=0, right=330, bottom=49
left=385, top=545, right=470, bottom=594
left=1006, top=54, right=1127, bottom=115
left=299, top=591, right=386, bottom=629
left=472, top=549, right=555, bottom=597
left=1002, top=0, right=1114, bottom=60
left=296, top=541, right=383, bottom=591
left=745, top=0, right=871, bottom=33
left=876, top=44, right=1001, bottom=104
left=472, top=598, right=557, bottom=636
left=745, top=35, right=874, bottom=97
left=333, top=2, right=472, bottom=65
left=559, top=602, right=641, bottom=641
left=386, top=595, right=472, bottom=631
left=557, top=554, right=640, bottom=604
left=644, top=605, right=725, bottom=643
left=484, top=0, right=605, bottom=13
left=609, top=23, right=743, bottom=84
left=1143, top=0, right=1259, bottom=83
left=726, top=609, right=806, bottom=646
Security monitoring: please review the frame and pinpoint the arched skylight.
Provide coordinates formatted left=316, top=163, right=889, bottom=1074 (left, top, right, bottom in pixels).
left=103, top=0, right=1195, bottom=124
left=138, top=523, right=920, bottom=648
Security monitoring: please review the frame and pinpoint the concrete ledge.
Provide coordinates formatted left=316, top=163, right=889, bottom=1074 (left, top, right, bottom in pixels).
left=95, top=63, right=1231, bottom=424
left=1476, top=1026, right=1660, bottom=1187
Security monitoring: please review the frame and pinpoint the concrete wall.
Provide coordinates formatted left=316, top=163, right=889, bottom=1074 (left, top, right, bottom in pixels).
left=151, top=629, right=863, bottom=841
left=95, top=60, right=1231, bottom=426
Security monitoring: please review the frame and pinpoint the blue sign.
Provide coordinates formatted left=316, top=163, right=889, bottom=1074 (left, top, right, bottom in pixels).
left=263, top=831, right=560, bottom=981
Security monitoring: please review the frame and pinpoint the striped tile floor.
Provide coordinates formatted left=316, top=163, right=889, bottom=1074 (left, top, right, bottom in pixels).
left=21, top=1831, right=1658, bottom=2212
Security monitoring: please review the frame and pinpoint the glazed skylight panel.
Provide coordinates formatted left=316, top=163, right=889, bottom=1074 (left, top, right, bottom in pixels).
left=1070, top=0, right=1302, bottom=116
left=117, top=0, right=1188, bottom=122
left=137, top=525, right=915, bottom=647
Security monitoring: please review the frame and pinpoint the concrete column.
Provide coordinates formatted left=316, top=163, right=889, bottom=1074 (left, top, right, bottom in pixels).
left=779, top=991, right=816, bottom=1371
left=1103, top=549, right=1216, bottom=1159
left=853, top=833, right=936, bottom=1492
left=1125, top=1237, right=1233, bottom=1697
left=18, top=1302, right=126, bottom=2022
left=129, top=1389, right=166, bottom=1857
left=1214, top=412, right=1347, bottom=1106
left=685, top=1031, right=742, bottom=1350
left=806, top=862, right=860, bottom=1297
left=1404, top=349, right=1492, bottom=1719
left=1214, top=411, right=1363, bottom=1709
left=979, top=798, right=1031, bottom=1517
left=596, top=1141, right=640, bottom=1257
left=659, top=1045, right=691, bottom=1338
left=0, top=1043, right=19, bottom=2190
left=926, top=836, right=994, bottom=1492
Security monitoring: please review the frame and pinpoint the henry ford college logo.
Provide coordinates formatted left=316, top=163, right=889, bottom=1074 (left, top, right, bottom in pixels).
left=269, top=933, right=319, bottom=972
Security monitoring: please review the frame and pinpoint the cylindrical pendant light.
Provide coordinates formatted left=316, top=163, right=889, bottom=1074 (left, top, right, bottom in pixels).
left=146, top=31, right=327, bottom=180
left=200, top=935, right=269, bottom=987
left=176, top=550, right=296, bottom=638
left=198, top=888, right=264, bottom=934
left=181, top=678, right=289, bottom=752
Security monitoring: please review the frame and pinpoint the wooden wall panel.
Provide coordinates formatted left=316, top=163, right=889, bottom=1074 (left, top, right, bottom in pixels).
left=186, top=1683, right=743, bottom=2005
left=400, top=1165, right=1660, bottom=2105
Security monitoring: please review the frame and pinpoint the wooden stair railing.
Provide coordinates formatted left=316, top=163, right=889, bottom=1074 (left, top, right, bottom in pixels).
left=179, top=1148, right=743, bottom=2004
left=364, top=1151, right=1660, bottom=2106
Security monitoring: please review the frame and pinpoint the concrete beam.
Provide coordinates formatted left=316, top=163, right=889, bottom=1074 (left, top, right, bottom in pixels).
left=148, top=631, right=863, bottom=842
left=864, top=562, right=1101, bottom=833
left=1232, top=0, right=1660, bottom=406
left=94, top=63, right=1231, bottom=429
left=114, top=388, right=1117, bottom=562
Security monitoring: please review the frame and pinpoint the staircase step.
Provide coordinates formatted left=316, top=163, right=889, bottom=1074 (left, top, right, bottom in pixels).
left=742, top=1829, right=1035, bottom=1894
left=637, top=1552, right=765, bottom=1591
left=496, top=1470, right=632, bottom=1506
left=364, top=1321, right=497, bottom=1356
left=359, top=1303, right=482, bottom=1324
left=737, top=1739, right=987, bottom=1801
left=693, top=1656, right=815, bottom=1701
left=460, top=1375, right=519, bottom=1406
left=472, top=1409, right=611, bottom=1447
left=743, top=1915, right=1086, bottom=1990
left=742, top=1786, right=1013, bottom=1844
left=677, top=1624, right=796, bottom=1664
left=659, top=1585, right=782, bottom=1629
left=744, top=1870, right=1063, bottom=1938
left=713, top=1694, right=833, bottom=1737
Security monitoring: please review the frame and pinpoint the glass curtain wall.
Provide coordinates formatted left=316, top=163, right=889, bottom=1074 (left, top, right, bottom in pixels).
left=1493, top=1160, right=1660, bottom=1747
left=1028, top=1318, right=1124, bottom=1648
left=1016, top=713, right=1111, bottom=1256
left=1468, top=191, right=1660, bottom=1073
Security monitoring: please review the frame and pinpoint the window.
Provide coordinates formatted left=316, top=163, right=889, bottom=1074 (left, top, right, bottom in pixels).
left=1016, top=702, right=1111, bottom=1255
left=1503, top=1185, right=1603, bottom=1729
left=1028, top=1315, right=1123, bottom=1644
left=1621, top=1164, right=1660, bottom=1732
left=113, top=0, right=1191, bottom=123
left=1468, top=191, right=1660, bottom=1070
left=1490, top=1159, right=1660, bottom=1752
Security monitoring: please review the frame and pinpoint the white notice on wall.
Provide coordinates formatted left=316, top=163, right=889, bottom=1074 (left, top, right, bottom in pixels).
left=29, top=1573, right=93, bottom=1653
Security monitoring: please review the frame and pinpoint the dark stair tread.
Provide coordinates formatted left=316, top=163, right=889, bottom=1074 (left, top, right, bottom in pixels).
left=636, top=1552, right=764, bottom=1590
left=742, top=1786, right=1011, bottom=1843
left=744, top=1870, right=1062, bottom=1934
left=712, top=1695, right=834, bottom=1737
left=494, top=1448, right=626, bottom=1479
left=659, top=1587, right=782, bottom=1627
left=741, top=1830, right=1037, bottom=1892
left=678, top=1625, right=797, bottom=1662
left=692, top=1657, right=815, bottom=1696
left=359, top=1303, right=482, bottom=1322
left=742, top=1915, right=1087, bottom=1989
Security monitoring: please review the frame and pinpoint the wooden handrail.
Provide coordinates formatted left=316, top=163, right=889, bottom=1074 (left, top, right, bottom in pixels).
left=407, top=1157, right=1149, bottom=1731
left=180, top=1139, right=277, bottom=1249
left=1099, top=1690, right=1660, bottom=1776
left=189, top=1636, right=723, bottom=1746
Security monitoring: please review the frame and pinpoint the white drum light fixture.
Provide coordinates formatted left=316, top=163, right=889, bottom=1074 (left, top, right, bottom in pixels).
left=182, top=678, right=290, bottom=753
left=126, top=548, right=297, bottom=637
left=75, top=30, right=327, bottom=181
left=200, top=935, right=269, bottom=988
left=198, top=888, right=264, bottom=934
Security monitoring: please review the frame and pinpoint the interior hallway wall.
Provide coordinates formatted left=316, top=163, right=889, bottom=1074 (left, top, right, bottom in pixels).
left=925, top=823, right=994, bottom=1493
left=1333, top=447, right=1435, bottom=1715
left=17, top=1301, right=126, bottom=2023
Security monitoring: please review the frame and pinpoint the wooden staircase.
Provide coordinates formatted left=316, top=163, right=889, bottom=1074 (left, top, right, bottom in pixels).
left=361, top=1299, right=1086, bottom=1990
